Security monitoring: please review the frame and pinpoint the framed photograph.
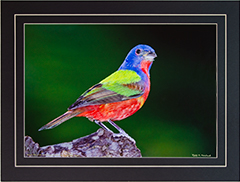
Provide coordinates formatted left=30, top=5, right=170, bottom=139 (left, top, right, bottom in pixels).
left=1, top=1, right=239, bottom=181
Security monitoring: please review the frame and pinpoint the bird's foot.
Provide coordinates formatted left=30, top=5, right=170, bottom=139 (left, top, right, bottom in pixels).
left=112, top=131, right=136, bottom=144
left=94, top=119, right=136, bottom=144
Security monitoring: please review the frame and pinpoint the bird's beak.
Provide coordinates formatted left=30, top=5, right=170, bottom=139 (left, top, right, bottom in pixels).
left=143, top=51, right=157, bottom=61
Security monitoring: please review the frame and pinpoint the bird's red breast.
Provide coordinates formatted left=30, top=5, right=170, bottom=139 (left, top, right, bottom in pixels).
left=76, top=93, right=148, bottom=122
left=140, top=59, right=152, bottom=78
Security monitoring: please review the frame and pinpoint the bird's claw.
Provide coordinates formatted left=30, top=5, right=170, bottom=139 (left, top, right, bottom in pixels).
left=112, top=131, right=136, bottom=144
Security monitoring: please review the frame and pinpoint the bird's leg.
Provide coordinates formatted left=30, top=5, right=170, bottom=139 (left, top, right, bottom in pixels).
left=94, top=120, right=113, bottom=133
left=107, top=120, right=136, bottom=144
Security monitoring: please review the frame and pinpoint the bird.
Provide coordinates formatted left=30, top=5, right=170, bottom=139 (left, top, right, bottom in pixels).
left=38, top=44, right=157, bottom=143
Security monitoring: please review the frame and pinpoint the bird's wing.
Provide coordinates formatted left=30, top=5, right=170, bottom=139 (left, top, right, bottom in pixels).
left=68, top=70, right=145, bottom=110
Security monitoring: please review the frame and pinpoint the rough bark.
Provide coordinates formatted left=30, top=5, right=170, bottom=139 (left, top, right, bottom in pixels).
left=25, top=128, right=142, bottom=157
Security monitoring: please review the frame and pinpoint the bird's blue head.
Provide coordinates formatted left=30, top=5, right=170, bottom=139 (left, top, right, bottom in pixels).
left=118, top=44, right=157, bottom=77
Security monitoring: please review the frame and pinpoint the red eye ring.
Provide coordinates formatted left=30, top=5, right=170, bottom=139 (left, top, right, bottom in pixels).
left=135, top=49, right=141, bottom=55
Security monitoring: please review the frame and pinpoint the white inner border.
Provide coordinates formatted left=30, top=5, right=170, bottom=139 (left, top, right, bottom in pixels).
left=14, top=14, right=227, bottom=168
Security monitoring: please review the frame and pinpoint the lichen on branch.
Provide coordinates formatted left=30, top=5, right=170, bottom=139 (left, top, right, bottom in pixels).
left=25, top=128, right=142, bottom=157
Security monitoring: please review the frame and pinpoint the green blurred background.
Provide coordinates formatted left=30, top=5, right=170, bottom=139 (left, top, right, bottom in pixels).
left=25, top=24, right=216, bottom=157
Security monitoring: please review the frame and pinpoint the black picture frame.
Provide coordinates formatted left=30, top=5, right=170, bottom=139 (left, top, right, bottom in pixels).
left=1, top=1, right=239, bottom=181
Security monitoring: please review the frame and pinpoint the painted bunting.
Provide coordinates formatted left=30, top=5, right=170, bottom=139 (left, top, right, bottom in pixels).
left=39, top=44, right=157, bottom=143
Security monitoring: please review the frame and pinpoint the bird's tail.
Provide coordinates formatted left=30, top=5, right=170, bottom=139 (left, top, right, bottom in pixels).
left=38, top=110, right=83, bottom=131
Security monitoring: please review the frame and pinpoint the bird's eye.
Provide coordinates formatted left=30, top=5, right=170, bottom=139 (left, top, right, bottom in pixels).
left=135, top=49, right=141, bottom=55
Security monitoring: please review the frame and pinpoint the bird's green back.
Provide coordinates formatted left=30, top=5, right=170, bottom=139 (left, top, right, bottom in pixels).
left=99, top=70, right=142, bottom=97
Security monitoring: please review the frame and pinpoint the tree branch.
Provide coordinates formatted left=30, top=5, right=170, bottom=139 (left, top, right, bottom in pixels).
left=25, top=128, right=142, bottom=157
